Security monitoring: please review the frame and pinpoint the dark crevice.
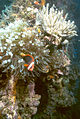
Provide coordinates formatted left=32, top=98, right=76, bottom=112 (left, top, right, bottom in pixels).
left=34, top=77, right=48, bottom=113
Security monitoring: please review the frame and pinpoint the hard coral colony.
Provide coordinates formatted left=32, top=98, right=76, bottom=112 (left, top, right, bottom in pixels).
left=0, top=0, right=77, bottom=119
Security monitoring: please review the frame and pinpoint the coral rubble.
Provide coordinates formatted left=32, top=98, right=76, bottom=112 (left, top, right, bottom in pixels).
left=0, top=0, right=78, bottom=118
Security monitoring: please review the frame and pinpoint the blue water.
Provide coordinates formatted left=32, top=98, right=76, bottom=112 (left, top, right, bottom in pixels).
left=72, top=0, right=80, bottom=86
left=0, top=0, right=12, bottom=13
left=69, top=0, right=80, bottom=119
left=72, top=0, right=80, bottom=62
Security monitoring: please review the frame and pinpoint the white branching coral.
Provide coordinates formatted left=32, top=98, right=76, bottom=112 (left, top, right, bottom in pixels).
left=36, top=4, right=77, bottom=39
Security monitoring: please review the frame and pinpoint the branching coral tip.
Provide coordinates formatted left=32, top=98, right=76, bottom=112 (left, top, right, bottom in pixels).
left=20, top=53, right=34, bottom=71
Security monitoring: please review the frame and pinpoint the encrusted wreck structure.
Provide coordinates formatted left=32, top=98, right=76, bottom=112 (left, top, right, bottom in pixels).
left=0, top=0, right=78, bottom=119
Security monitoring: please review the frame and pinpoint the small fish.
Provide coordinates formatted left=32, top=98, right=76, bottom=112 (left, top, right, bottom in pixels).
left=34, top=1, right=40, bottom=5
left=38, top=28, right=41, bottom=33
left=34, top=0, right=45, bottom=6
left=20, top=53, right=34, bottom=71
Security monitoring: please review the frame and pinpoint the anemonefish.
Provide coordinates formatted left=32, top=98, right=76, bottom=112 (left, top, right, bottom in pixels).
left=20, top=53, right=34, bottom=71
left=34, top=0, right=45, bottom=6
left=34, top=1, right=40, bottom=5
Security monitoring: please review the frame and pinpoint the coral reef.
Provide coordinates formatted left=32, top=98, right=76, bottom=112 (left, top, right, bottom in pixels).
left=0, top=0, right=38, bottom=28
left=0, top=0, right=78, bottom=119
left=0, top=76, right=41, bottom=119
left=16, top=80, right=41, bottom=119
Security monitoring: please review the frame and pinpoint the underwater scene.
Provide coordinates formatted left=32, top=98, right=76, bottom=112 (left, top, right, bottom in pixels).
left=0, top=0, right=80, bottom=119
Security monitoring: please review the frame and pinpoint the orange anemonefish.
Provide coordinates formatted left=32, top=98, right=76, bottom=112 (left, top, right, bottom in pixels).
left=34, top=1, right=40, bottom=5
left=34, top=0, right=45, bottom=6
left=20, top=53, right=34, bottom=71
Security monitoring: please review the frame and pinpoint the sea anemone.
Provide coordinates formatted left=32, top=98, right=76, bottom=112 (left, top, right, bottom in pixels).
left=0, top=19, right=51, bottom=78
left=36, top=4, right=77, bottom=44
